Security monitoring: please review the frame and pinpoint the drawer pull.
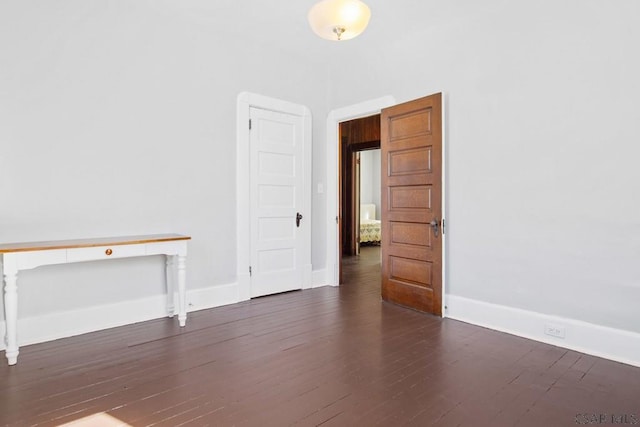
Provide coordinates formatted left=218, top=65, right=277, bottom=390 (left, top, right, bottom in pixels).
left=105, top=248, right=113, bottom=256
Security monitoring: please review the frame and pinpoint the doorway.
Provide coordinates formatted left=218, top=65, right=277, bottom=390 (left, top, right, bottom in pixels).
left=325, top=97, right=396, bottom=287
left=339, top=114, right=381, bottom=256
left=327, top=94, right=445, bottom=317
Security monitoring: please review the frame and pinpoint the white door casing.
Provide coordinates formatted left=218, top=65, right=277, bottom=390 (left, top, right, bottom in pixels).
left=237, top=93, right=312, bottom=300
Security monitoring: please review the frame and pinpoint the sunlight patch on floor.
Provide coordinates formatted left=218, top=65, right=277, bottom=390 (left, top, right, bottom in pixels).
left=58, top=412, right=132, bottom=426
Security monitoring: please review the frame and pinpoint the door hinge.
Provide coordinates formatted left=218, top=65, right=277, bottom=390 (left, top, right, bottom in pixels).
left=249, top=119, right=252, bottom=130
left=249, top=266, right=252, bottom=276
left=442, top=218, right=446, bottom=235
left=336, top=216, right=339, bottom=224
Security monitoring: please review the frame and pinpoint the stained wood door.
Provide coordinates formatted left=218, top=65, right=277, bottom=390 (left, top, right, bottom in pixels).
left=381, top=93, right=443, bottom=315
left=249, top=107, right=305, bottom=297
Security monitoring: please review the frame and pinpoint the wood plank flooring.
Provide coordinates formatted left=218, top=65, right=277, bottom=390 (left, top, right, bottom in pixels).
left=1, top=246, right=639, bottom=426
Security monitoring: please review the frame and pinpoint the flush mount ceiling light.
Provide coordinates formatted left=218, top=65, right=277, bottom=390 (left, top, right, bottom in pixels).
left=308, top=0, right=371, bottom=41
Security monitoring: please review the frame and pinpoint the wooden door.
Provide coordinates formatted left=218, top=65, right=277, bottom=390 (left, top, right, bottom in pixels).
left=249, top=107, right=305, bottom=297
left=381, top=93, right=443, bottom=315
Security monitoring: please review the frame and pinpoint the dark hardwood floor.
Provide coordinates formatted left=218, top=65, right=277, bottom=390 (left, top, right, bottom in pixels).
left=2, top=246, right=639, bottom=426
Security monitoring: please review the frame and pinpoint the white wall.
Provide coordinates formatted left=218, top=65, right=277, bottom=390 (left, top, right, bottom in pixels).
left=327, top=0, right=640, bottom=333
left=371, top=150, right=381, bottom=220
left=359, top=149, right=381, bottom=219
left=359, top=151, right=372, bottom=206
left=2, top=0, right=639, bottom=360
left=0, top=2, right=328, bottom=322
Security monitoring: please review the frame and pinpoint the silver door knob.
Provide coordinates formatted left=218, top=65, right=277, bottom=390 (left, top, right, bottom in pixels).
left=430, top=219, right=440, bottom=238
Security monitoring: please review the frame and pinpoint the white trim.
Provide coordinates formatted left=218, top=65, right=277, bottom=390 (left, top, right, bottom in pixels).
left=312, top=268, right=327, bottom=288
left=446, top=295, right=640, bottom=368
left=236, top=92, right=312, bottom=300
left=302, top=264, right=313, bottom=290
left=0, top=282, right=239, bottom=351
left=8, top=285, right=637, bottom=368
left=187, top=282, right=239, bottom=312
left=325, top=96, right=396, bottom=286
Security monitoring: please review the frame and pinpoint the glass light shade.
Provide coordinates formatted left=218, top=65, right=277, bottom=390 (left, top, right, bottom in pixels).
left=308, top=0, right=371, bottom=41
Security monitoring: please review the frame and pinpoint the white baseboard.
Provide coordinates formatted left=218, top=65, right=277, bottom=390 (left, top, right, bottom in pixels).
left=445, top=295, right=640, bottom=368
left=312, top=268, right=327, bottom=288
left=237, top=272, right=251, bottom=302
left=185, top=281, right=239, bottom=312
left=14, top=287, right=636, bottom=369
left=302, top=264, right=313, bottom=290
left=0, top=282, right=240, bottom=351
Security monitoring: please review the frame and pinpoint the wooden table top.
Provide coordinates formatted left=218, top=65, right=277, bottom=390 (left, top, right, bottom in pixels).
left=0, top=234, right=191, bottom=253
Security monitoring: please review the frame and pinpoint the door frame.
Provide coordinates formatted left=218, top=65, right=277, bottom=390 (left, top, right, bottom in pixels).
left=340, top=117, right=382, bottom=259
left=237, top=92, right=312, bottom=301
left=325, top=94, right=448, bottom=317
left=325, top=96, right=396, bottom=286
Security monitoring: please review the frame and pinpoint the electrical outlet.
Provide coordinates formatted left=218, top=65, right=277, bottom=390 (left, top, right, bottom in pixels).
left=544, top=323, right=566, bottom=339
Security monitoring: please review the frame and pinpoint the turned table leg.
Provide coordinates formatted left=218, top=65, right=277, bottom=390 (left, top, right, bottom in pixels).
left=3, top=270, right=19, bottom=365
left=165, top=255, right=175, bottom=317
left=177, top=255, right=187, bottom=327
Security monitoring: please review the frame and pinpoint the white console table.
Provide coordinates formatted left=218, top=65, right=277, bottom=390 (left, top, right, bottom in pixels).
left=0, top=233, right=191, bottom=366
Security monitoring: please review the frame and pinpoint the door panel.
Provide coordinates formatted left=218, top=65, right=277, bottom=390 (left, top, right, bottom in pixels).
left=389, top=256, right=433, bottom=287
left=381, top=93, right=443, bottom=315
left=250, top=107, right=304, bottom=297
left=388, top=147, right=431, bottom=176
left=389, top=109, right=432, bottom=139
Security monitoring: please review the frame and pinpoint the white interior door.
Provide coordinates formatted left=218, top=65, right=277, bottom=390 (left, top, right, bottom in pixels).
left=250, top=107, right=305, bottom=297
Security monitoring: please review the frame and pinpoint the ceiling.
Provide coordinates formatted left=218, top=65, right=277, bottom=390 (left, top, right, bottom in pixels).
left=146, top=0, right=476, bottom=65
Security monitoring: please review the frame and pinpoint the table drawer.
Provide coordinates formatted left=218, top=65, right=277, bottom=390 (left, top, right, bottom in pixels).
left=13, top=249, right=67, bottom=270
left=66, top=244, right=146, bottom=263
